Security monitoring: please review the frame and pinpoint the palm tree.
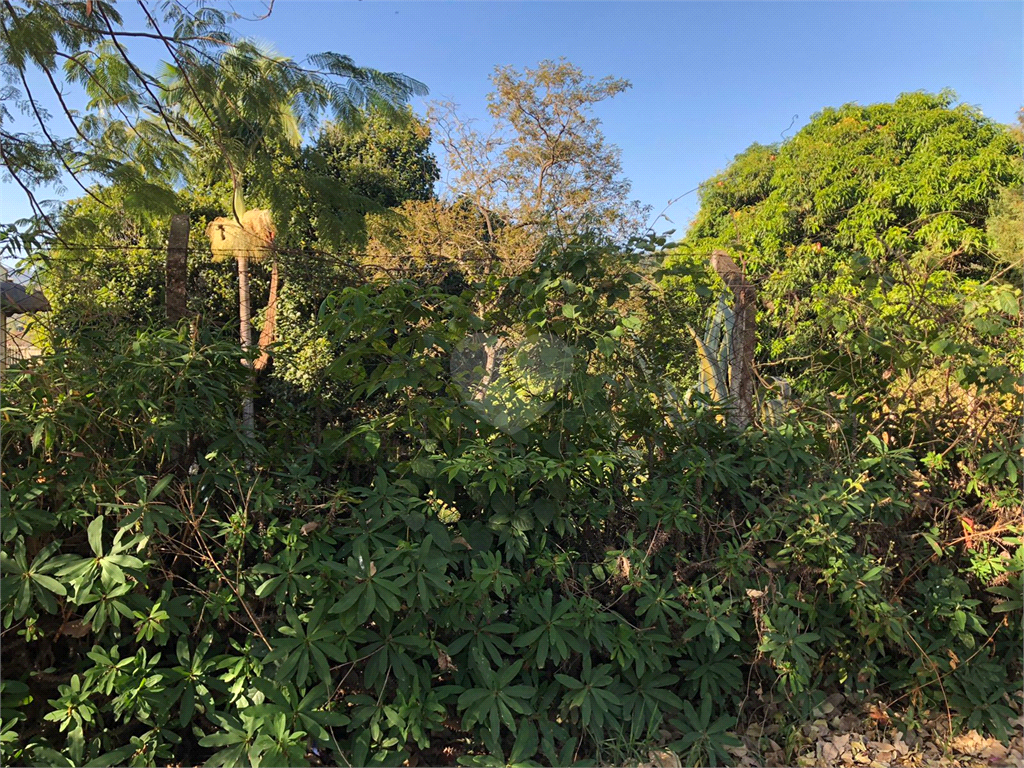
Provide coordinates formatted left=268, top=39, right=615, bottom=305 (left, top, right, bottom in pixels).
left=205, top=207, right=276, bottom=353
left=153, top=41, right=427, bottom=434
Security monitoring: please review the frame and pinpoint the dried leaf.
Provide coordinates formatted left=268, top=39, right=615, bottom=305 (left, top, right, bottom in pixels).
left=646, top=750, right=681, bottom=768
left=892, top=735, right=909, bottom=756
left=833, top=733, right=852, bottom=752
left=867, top=704, right=891, bottom=727
left=978, top=740, right=1008, bottom=760
left=61, top=620, right=91, bottom=638
left=300, top=521, right=320, bottom=536
left=950, top=729, right=987, bottom=756
left=821, top=742, right=841, bottom=764
left=437, top=649, right=458, bottom=672
left=616, top=555, right=631, bottom=580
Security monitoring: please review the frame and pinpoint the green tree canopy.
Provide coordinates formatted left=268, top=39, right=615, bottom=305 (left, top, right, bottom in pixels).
left=657, top=91, right=1022, bottom=395
left=38, top=107, right=441, bottom=348
left=0, top=0, right=427, bottom=256
left=683, top=91, right=1019, bottom=273
left=315, top=108, right=439, bottom=210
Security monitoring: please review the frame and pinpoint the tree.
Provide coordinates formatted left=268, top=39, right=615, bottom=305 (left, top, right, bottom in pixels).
left=315, top=108, right=439, bottom=210
left=986, top=110, right=1024, bottom=271
left=986, top=184, right=1023, bottom=270
left=359, top=61, right=648, bottom=406
left=266, top=108, right=440, bottom=269
left=430, top=58, right=649, bottom=272
left=35, top=108, right=443, bottom=416
left=0, top=0, right=229, bottom=248
left=646, top=91, right=1022, bottom=563
left=362, top=198, right=501, bottom=284
left=4, top=2, right=428, bottom=432
left=1, top=0, right=427, bottom=296
left=38, top=103, right=440, bottom=338
left=678, top=91, right=1020, bottom=282
left=154, top=43, right=425, bottom=364
left=657, top=91, right=1022, bottom=398
left=158, top=44, right=293, bottom=378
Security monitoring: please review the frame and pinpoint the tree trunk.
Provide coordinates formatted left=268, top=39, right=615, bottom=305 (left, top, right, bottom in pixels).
left=710, top=249, right=756, bottom=429
left=237, top=255, right=255, bottom=437
left=166, top=214, right=189, bottom=324
left=237, top=255, right=253, bottom=349
left=254, top=259, right=280, bottom=373
left=226, top=179, right=257, bottom=441
left=476, top=337, right=504, bottom=401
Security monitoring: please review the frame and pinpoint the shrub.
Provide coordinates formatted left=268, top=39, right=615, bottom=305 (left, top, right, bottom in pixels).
left=2, top=236, right=1020, bottom=767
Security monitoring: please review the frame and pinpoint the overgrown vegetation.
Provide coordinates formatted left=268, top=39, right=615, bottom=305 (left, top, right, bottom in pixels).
left=1, top=3, right=1021, bottom=767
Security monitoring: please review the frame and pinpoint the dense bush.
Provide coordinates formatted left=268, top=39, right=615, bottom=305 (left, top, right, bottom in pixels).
left=2, top=230, right=1020, bottom=767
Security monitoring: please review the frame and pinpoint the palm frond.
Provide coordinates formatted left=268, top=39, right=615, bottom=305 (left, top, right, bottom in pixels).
left=206, top=209, right=276, bottom=263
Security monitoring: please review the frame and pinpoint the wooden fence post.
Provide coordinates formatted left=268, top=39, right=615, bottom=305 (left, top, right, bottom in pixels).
left=166, top=214, right=189, bottom=324
left=1, top=266, right=7, bottom=377
left=710, top=250, right=756, bottom=429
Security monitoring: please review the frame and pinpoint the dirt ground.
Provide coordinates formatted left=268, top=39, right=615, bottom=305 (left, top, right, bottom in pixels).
left=642, top=693, right=1024, bottom=768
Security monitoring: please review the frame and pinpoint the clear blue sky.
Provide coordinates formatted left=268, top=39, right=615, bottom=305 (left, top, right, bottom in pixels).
left=1, top=0, right=1021, bottom=242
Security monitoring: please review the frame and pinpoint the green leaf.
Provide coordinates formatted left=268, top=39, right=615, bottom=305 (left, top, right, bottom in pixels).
left=32, top=575, right=67, bottom=596
left=87, top=518, right=104, bottom=558
left=149, top=475, right=174, bottom=501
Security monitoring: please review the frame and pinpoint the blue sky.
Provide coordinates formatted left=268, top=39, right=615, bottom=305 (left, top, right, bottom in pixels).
left=2, top=0, right=1021, bottom=242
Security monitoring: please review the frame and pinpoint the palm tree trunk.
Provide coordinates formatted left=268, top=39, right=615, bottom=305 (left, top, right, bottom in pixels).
left=254, top=259, right=280, bottom=373
left=223, top=177, right=257, bottom=441
left=237, top=255, right=253, bottom=348
left=237, top=255, right=255, bottom=436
